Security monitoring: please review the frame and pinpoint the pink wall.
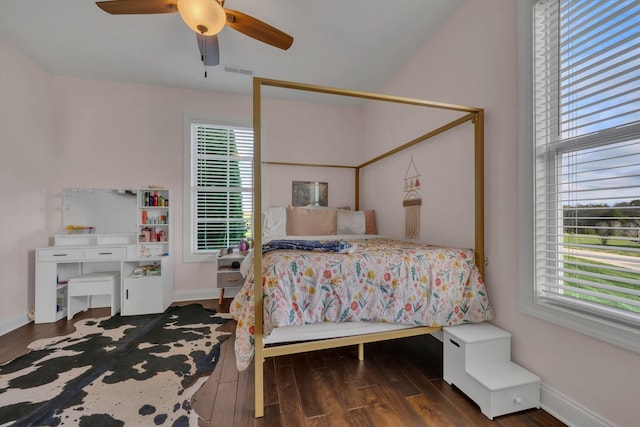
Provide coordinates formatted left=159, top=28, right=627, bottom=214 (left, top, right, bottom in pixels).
left=0, top=42, right=362, bottom=326
left=261, top=97, right=362, bottom=209
left=0, top=39, right=55, bottom=329
left=362, top=1, right=638, bottom=425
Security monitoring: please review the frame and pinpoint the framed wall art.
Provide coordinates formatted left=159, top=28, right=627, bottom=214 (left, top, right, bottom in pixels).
left=292, top=181, right=328, bottom=207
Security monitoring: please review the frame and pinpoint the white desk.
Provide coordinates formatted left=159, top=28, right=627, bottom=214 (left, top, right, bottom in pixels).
left=35, top=241, right=173, bottom=323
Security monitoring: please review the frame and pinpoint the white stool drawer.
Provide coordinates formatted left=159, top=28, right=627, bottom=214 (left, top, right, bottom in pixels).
left=467, top=361, right=540, bottom=419
left=84, top=247, right=127, bottom=260
left=488, top=382, right=539, bottom=419
left=68, top=280, right=113, bottom=296
left=38, top=248, right=83, bottom=262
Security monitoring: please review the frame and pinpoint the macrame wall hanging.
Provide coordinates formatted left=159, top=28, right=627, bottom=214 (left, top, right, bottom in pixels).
left=403, top=156, right=422, bottom=239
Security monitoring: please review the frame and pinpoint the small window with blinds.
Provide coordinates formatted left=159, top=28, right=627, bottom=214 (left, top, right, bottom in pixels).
left=189, top=122, right=253, bottom=253
left=533, top=0, right=640, bottom=324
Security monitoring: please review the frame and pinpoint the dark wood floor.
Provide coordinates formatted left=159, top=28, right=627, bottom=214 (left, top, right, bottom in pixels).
left=1, top=300, right=565, bottom=427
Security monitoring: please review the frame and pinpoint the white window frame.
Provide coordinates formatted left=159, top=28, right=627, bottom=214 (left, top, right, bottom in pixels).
left=183, top=112, right=253, bottom=262
left=518, top=0, right=640, bottom=354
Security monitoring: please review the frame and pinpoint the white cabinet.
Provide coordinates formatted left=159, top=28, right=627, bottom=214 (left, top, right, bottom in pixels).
left=121, top=257, right=173, bottom=316
left=34, top=188, right=174, bottom=323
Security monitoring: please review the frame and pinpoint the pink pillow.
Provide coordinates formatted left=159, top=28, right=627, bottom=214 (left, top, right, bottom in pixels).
left=364, top=210, right=377, bottom=234
left=286, top=206, right=337, bottom=235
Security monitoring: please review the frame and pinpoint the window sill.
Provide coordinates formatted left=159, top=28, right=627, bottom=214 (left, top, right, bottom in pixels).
left=520, top=295, right=640, bottom=355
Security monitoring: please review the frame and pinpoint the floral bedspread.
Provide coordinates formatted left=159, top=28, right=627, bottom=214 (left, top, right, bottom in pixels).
left=229, top=238, right=493, bottom=371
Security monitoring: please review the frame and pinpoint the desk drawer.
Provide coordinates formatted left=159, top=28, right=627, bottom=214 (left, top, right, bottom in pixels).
left=84, top=247, right=127, bottom=261
left=218, top=271, right=244, bottom=287
left=38, top=248, right=83, bottom=262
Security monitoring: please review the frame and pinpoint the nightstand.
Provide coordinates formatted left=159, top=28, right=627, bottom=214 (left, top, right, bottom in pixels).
left=217, top=254, right=246, bottom=304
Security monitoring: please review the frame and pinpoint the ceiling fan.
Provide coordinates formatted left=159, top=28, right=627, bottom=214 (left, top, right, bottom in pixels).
left=96, top=0, right=294, bottom=68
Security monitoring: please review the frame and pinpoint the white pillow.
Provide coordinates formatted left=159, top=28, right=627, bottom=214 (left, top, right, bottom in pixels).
left=337, top=210, right=366, bottom=235
left=262, top=206, right=286, bottom=239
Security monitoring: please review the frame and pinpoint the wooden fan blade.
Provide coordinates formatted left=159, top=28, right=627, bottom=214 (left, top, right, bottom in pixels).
left=224, top=9, right=293, bottom=50
left=197, top=34, right=220, bottom=66
left=96, top=0, right=177, bottom=15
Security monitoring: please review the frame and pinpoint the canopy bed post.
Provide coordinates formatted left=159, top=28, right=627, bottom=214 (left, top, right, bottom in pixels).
left=252, top=77, right=265, bottom=418
left=249, top=77, right=488, bottom=418
left=473, top=110, right=485, bottom=278
left=355, top=167, right=361, bottom=210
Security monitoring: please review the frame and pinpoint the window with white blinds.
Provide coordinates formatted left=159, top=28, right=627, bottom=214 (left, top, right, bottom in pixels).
left=533, top=0, right=640, bottom=324
left=189, top=122, right=253, bottom=253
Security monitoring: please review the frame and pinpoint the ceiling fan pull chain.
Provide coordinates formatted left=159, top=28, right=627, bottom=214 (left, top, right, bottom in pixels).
left=197, top=32, right=208, bottom=78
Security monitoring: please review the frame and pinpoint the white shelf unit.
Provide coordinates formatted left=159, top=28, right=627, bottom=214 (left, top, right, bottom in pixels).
left=137, top=190, right=170, bottom=259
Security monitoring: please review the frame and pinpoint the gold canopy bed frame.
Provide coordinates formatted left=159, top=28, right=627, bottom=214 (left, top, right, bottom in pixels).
left=251, top=77, right=484, bottom=417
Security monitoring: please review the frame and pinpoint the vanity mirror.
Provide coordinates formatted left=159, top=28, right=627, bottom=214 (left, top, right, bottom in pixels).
left=62, top=188, right=137, bottom=234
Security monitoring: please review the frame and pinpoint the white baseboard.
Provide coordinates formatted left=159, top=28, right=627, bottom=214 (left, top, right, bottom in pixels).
left=172, top=287, right=240, bottom=302
left=540, top=383, right=615, bottom=427
left=0, top=288, right=240, bottom=336
left=0, top=313, right=31, bottom=337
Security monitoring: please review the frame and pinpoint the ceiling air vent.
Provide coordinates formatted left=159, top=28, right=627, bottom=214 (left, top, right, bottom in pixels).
left=223, top=65, right=253, bottom=76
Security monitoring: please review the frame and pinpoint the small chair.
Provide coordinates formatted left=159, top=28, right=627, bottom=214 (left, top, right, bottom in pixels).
left=67, top=272, right=120, bottom=320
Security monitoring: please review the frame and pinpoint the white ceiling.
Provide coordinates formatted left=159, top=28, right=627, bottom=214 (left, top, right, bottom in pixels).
left=0, top=0, right=463, bottom=100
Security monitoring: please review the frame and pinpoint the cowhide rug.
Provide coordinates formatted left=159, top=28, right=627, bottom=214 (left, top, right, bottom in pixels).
left=0, top=303, right=231, bottom=426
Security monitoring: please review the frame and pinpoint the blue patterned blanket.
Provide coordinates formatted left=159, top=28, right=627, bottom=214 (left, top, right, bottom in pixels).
left=262, top=239, right=351, bottom=254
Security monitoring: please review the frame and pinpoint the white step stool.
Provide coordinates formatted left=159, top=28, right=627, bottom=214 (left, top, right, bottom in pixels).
left=443, top=323, right=540, bottom=420
left=67, top=272, right=120, bottom=320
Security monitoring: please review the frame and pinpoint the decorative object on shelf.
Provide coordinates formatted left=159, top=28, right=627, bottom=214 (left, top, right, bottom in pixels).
left=292, top=181, right=328, bottom=207
left=142, top=191, right=169, bottom=207
left=64, top=225, right=95, bottom=235
left=238, top=239, right=250, bottom=255
left=403, top=156, right=423, bottom=239
left=129, top=264, right=161, bottom=278
left=218, top=247, right=235, bottom=257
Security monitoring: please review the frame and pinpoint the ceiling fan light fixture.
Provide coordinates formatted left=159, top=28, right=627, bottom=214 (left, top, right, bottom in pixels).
left=177, top=0, right=226, bottom=36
